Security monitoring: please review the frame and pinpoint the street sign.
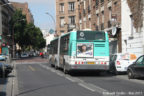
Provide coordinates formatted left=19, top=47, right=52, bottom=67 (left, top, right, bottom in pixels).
left=49, top=29, right=55, bottom=34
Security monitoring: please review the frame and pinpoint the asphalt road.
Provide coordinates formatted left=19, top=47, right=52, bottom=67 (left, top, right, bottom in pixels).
left=14, top=57, right=144, bottom=96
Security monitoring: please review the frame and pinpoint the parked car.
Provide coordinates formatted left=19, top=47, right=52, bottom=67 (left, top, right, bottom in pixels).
left=0, top=62, right=13, bottom=77
left=21, top=53, right=29, bottom=58
left=0, top=54, right=6, bottom=61
left=127, top=55, right=144, bottom=79
left=110, top=53, right=137, bottom=74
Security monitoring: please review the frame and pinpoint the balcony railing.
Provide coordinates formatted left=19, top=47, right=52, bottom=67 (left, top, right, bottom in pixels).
left=59, top=11, right=64, bottom=14
left=68, top=10, right=75, bottom=14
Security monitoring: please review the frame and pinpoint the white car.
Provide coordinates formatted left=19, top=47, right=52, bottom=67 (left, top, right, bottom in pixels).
left=110, top=53, right=137, bottom=74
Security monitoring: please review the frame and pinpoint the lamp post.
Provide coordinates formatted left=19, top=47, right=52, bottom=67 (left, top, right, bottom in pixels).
left=45, top=12, right=56, bottom=35
left=46, top=12, right=56, bottom=28
left=12, top=19, right=25, bottom=58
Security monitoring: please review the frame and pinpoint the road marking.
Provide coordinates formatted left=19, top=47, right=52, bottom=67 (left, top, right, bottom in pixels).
left=78, top=83, right=95, bottom=92
left=39, top=64, right=108, bottom=94
left=65, top=76, right=75, bottom=82
left=28, top=65, right=35, bottom=71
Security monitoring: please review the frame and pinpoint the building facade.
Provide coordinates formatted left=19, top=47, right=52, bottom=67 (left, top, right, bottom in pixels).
left=78, top=0, right=121, bottom=54
left=121, top=0, right=144, bottom=57
left=0, top=0, right=14, bottom=55
left=56, top=0, right=79, bottom=36
left=11, top=2, right=34, bottom=24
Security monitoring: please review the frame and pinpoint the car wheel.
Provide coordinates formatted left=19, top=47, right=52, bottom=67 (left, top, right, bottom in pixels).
left=128, top=70, right=134, bottom=79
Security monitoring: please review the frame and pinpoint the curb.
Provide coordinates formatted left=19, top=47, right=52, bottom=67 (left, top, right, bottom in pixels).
left=6, top=61, right=19, bottom=96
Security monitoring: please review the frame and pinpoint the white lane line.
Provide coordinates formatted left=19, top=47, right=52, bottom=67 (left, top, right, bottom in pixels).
left=56, top=72, right=64, bottom=77
left=78, top=83, right=95, bottom=92
left=87, top=83, right=108, bottom=93
left=65, top=77, right=75, bottom=82
left=39, top=64, right=108, bottom=94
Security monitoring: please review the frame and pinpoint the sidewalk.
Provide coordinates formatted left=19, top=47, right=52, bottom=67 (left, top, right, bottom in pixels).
left=0, top=57, right=17, bottom=96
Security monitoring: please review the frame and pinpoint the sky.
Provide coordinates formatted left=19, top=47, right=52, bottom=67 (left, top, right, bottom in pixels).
left=9, top=0, right=56, bottom=31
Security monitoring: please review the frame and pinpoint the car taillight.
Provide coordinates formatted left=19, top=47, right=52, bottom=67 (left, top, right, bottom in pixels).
left=117, top=61, right=120, bottom=65
left=75, top=61, right=77, bottom=64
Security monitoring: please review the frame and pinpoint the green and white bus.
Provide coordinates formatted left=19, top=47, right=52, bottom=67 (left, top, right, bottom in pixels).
left=48, top=30, right=109, bottom=73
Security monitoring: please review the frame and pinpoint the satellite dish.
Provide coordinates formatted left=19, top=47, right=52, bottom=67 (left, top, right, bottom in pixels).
left=112, top=27, right=117, bottom=36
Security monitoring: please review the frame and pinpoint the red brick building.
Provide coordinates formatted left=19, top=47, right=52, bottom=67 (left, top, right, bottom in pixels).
left=11, top=2, right=34, bottom=24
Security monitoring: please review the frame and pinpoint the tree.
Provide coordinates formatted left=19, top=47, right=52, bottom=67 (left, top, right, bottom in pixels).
left=10, top=9, right=46, bottom=51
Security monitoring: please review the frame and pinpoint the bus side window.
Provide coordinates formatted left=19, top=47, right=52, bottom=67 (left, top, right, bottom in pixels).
left=60, top=35, right=69, bottom=55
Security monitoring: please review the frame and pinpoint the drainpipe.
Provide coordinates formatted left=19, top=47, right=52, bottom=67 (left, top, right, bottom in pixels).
left=130, top=15, right=134, bottom=39
left=142, top=0, right=144, bottom=54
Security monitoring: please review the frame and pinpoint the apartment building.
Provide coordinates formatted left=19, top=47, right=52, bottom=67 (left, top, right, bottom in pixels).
left=56, top=0, right=79, bottom=36
left=11, top=2, right=34, bottom=24
left=0, top=0, right=14, bottom=55
left=78, top=0, right=121, bottom=54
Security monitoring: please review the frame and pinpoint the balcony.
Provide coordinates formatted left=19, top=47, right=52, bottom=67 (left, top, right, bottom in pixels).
left=59, top=11, right=64, bottom=14
left=68, top=10, right=75, bottom=14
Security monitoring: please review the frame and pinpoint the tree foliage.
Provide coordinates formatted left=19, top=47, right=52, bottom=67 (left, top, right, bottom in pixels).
left=10, top=9, right=46, bottom=51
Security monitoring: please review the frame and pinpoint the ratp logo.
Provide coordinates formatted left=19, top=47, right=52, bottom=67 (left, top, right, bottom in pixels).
left=80, top=32, right=84, bottom=37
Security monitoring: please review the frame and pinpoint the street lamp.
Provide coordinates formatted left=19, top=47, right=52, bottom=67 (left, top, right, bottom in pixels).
left=45, top=12, right=57, bottom=35
left=12, top=19, right=25, bottom=58
left=46, top=12, right=56, bottom=28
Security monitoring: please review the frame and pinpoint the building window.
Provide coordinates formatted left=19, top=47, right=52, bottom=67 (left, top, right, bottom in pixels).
left=102, top=11, right=104, bottom=23
left=101, top=23, right=104, bottom=30
left=109, top=7, right=112, bottom=20
left=79, top=12, right=81, bottom=19
left=108, top=7, right=112, bottom=28
left=88, top=4, right=91, bottom=14
left=97, top=14, right=99, bottom=26
left=60, top=17, right=65, bottom=27
left=96, top=0, right=99, bottom=8
left=69, top=16, right=75, bottom=25
left=60, top=3, right=64, bottom=13
left=101, top=0, right=104, bottom=6
left=68, top=2, right=75, bottom=11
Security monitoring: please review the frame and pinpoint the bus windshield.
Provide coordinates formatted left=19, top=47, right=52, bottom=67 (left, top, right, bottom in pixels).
left=77, top=31, right=105, bottom=41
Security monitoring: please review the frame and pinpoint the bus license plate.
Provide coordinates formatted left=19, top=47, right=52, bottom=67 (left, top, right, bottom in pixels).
left=87, top=62, right=95, bottom=64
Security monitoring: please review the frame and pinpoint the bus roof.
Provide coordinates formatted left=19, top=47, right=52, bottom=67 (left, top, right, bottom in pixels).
left=50, top=37, right=58, bottom=42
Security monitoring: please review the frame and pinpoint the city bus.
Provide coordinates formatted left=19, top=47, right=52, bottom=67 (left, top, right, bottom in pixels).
left=48, top=30, right=109, bottom=74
